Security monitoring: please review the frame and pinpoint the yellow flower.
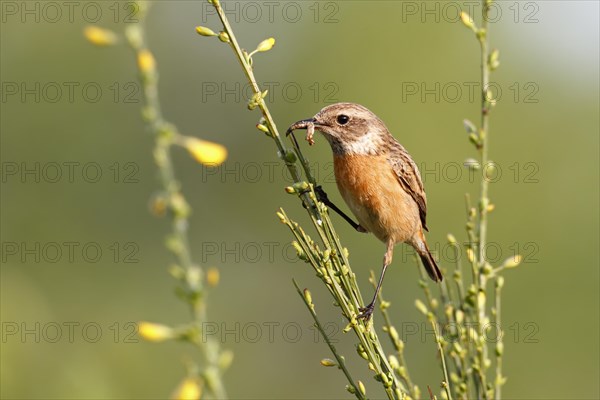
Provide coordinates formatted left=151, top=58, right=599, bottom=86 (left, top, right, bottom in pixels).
left=206, top=267, right=220, bottom=287
left=255, top=37, right=275, bottom=53
left=138, top=322, right=173, bottom=342
left=137, top=49, right=156, bottom=73
left=83, top=26, right=118, bottom=46
left=184, top=138, right=227, bottom=166
left=172, top=377, right=202, bottom=400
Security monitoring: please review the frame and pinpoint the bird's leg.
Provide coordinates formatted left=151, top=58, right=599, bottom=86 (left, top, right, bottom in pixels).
left=314, top=185, right=366, bottom=233
left=359, top=239, right=394, bottom=320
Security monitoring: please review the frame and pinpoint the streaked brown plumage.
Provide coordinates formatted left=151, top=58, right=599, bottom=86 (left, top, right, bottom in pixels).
left=288, top=102, right=442, bottom=319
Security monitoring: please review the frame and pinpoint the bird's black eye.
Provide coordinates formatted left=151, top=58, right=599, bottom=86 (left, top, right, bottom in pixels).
left=336, top=114, right=350, bottom=125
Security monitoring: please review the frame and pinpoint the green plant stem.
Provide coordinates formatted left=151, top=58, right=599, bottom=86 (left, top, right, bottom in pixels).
left=451, top=242, right=467, bottom=312
left=478, top=15, right=491, bottom=267
left=127, top=3, right=227, bottom=398
left=415, top=257, right=454, bottom=399
left=494, top=279, right=504, bottom=398
left=371, top=272, right=418, bottom=399
left=293, top=280, right=366, bottom=400
left=429, top=316, right=453, bottom=400
left=476, top=1, right=492, bottom=398
left=279, top=210, right=403, bottom=399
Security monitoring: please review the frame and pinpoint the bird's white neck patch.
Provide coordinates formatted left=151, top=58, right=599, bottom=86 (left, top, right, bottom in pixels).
left=342, top=130, right=383, bottom=155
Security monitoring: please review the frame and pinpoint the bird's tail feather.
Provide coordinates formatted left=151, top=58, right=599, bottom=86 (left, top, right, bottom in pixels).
left=419, top=245, right=443, bottom=282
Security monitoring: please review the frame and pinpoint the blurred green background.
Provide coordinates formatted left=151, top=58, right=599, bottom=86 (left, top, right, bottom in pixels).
left=1, top=1, right=598, bottom=399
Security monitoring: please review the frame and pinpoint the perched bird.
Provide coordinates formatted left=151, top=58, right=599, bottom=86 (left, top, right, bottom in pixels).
left=287, top=102, right=442, bottom=320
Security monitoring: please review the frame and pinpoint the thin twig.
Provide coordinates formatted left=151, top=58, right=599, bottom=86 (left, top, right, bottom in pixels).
left=429, top=316, right=453, bottom=400
left=293, top=280, right=365, bottom=400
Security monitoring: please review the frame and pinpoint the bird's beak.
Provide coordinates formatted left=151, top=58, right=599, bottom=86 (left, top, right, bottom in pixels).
left=286, top=118, right=317, bottom=136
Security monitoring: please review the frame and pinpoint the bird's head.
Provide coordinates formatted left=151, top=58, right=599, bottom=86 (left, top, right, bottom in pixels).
left=287, top=102, right=390, bottom=155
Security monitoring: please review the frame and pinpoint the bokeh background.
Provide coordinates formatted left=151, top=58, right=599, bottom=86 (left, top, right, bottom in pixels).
left=1, top=1, right=598, bottom=399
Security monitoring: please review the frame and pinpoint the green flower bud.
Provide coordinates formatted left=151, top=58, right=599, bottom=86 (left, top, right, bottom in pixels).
left=303, top=289, right=313, bottom=308
left=464, top=158, right=481, bottom=171
left=477, top=290, right=486, bottom=309
left=415, top=299, right=428, bottom=315
left=196, top=26, right=216, bottom=36
left=496, top=276, right=505, bottom=289
left=218, top=350, right=234, bottom=370
left=320, top=358, right=336, bottom=367
left=292, top=241, right=307, bottom=261
left=455, top=309, right=464, bottom=324
left=218, top=31, right=230, bottom=43
left=358, top=380, right=366, bottom=396
left=276, top=211, right=286, bottom=223
left=450, top=372, right=460, bottom=383
left=466, top=248, right=475, bottom=263
left=292, top=181, right=309, bottom=192
left=463, top=119, right=477, bottom=134
left=460, top=12, right=476, bottom=30
left=390, top=326, right=400, bottom=343
left=453, top=342, right=464, bottom=355
left=496, top=341, right=504, bottom=356
left=169, top=264, right=185, bottom=280
left=502, top=255, right=522, bottom=269
left=469, top=133, right=482, bottom=148
left=398, top=366, right=407, bottom=378
left=283, top=150, right=297, bottom=163
left=447, top=233, right=457, bottom=245
left=256, top=37, right=275, bottom=52
left=256, top=123, right=269, bottom=133
left=489, top=49, right=500, bottom=71
left=356, top=344, right=368, bottom=360
left=482, top=262, right=494, bottom=276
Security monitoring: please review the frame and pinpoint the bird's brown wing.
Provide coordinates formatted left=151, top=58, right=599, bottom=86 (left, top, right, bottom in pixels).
left=387, top=142, right=429, bottom=231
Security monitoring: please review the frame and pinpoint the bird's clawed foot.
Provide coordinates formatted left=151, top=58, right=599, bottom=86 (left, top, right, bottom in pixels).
left=358, top=302, right=375, bottom=321
left=313, top=185, right=329, bottom=203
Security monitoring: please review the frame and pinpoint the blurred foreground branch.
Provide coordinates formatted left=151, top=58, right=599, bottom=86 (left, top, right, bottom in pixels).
left=86, top=2, right=231, bottom=398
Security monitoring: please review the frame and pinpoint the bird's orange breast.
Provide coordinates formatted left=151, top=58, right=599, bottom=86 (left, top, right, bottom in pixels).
left=333, top=154, right=420, bottom=244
